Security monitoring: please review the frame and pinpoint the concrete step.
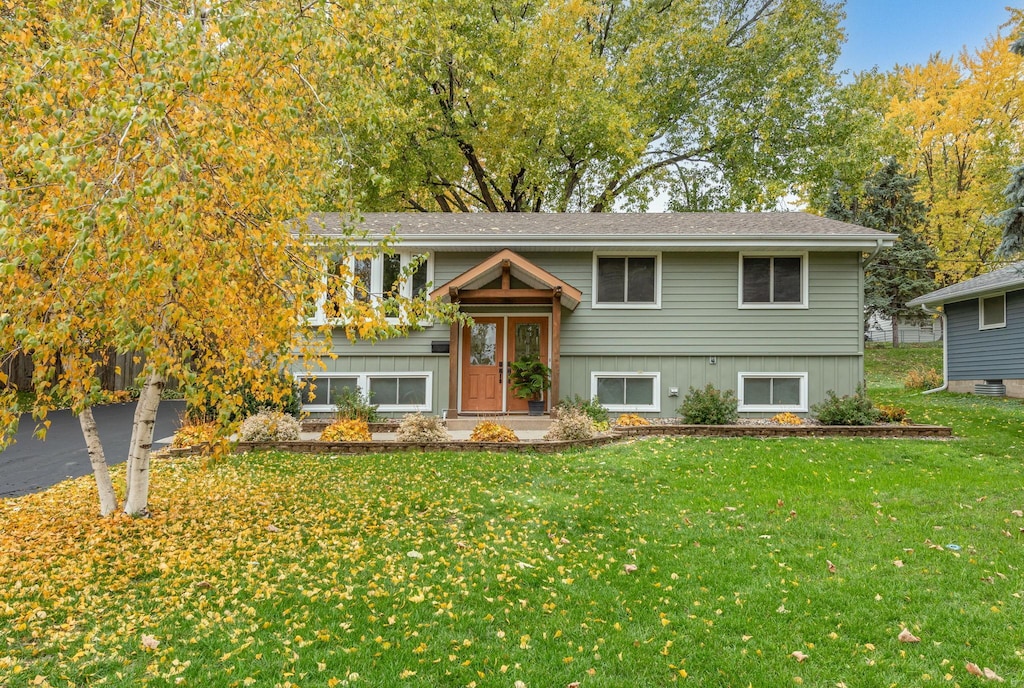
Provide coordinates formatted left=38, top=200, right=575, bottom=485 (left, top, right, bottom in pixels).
left=446, top=415, right=553, bottom=431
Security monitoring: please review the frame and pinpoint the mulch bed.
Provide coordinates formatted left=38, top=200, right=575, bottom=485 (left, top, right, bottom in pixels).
left=164, top=422, right=952, bottom=457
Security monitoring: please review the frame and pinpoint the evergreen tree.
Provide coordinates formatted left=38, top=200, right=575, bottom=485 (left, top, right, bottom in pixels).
left=990, top=37, right=1024, bottom=257
left=826, top=159, right=938, bottom=347
left=990, top=164, right=1024, bottom=257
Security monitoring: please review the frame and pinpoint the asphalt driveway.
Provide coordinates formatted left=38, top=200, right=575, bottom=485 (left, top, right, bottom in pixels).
left=0, top=401, right=184, bottom=498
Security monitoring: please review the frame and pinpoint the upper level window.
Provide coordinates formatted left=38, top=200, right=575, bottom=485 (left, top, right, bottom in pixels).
left=739, top=254, right=807, bottom=308
left=979, top=294, right=1006, bottom=330
left=324, top=252, right=431, bottom=319
left=593, top=254, right=660, bottom=309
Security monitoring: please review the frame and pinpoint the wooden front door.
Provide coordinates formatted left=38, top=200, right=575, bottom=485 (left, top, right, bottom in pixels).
left=461, top=317, right=504, bottom=412
left=460, top=316, right=549, bottom=413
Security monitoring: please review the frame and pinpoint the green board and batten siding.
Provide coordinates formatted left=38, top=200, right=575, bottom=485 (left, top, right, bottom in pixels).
left=313, top=249, right=866, bottom=417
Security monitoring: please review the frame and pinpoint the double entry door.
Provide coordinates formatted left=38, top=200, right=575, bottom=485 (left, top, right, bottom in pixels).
left=461, top=316, right=549, bottom=413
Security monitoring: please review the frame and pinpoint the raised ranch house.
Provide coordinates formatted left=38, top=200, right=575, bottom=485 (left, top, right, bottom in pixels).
left=908, top=260, right=1024, bottom=398
left=298, top=213, right=895, bottom=418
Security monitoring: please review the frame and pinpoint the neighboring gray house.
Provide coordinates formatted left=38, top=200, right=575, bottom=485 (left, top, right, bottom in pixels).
left=908, top=260, right=1024, bottom=398
left=300, top=213, right=894, bottom=418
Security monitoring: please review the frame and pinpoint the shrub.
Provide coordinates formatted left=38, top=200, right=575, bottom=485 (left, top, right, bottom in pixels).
left=771, top=412, right=803, bottom=426
left=469, top=421, right=519, bottom=442
left=556, top=394, right=609, bottom=425
left=678, top=384, right=738, bottom=425
left=396, top=413, right=449, bottom=442
left=544, top=408, right=595, bottom=441
left=333, top=386, right=380, bottom=422
left=615, top=413, right=650, bottom=427
left=904, top=367, right=943, bottom=390
left=171, top=422, right=218, bottom=448
left=239, top=410, right=301, bottom=442
left=320, top=418, right=372, bottom=442
left=811, top=385, right=878, bottom=426
left=187, top=375, right=302, bottom=423
left=593, top=420, right=610, bottom=432
left=876, top=404, right=909, bottom=423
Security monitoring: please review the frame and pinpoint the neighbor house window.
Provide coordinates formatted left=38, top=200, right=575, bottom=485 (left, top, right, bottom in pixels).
left=591, top=372, right=660, bottom=412
left=320, top=251, right=432, bottom=321
left=979, top=294, right=1006, bottom=330
left=737, top=373, right=808, bottom=412
left=295, top=372, right=431, bottom=413
left=593, top=254, right=661, bottom=308
left=739, top=254, right=807, bottom=308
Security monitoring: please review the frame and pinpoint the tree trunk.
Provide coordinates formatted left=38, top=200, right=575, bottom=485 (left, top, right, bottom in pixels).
left=891, top=316, right=900, bottom=349
left=123, top=372, right=165, bottom=516
left=78, top=405, right=118, bottom=517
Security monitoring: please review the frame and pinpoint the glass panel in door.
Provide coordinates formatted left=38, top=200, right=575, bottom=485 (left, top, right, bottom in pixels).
left=506, top=317, right=549, bottom=413
left=461, top=318, right=504, bottom=412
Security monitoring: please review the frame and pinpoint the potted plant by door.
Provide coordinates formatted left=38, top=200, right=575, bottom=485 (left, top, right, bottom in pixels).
left=509, top=355, right=552, bottom=416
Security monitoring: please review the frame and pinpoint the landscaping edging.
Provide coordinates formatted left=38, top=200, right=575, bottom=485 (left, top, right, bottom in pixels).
left=163, top=433, right=620, bottom=457
left=614, top=423, right=952, bottom=438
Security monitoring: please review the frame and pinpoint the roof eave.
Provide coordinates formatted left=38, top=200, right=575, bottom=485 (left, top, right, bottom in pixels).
left=910, top=280, right=1024, bottom=308
left=335, top=234, right=896, bottom=251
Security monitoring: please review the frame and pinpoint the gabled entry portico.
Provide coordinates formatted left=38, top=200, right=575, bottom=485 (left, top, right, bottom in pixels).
left=430, top=249, right=582, bottom=417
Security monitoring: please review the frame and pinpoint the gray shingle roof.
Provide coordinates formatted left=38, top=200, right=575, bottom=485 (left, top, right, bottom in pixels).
left=909, top=260, right=1024, bottom=307
left=306, top=211, right=890, bottom=237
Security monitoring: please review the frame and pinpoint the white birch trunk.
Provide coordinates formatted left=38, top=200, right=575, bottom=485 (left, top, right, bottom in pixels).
left=123, top=373, right=165, bottom=516
left=123, top=382, right=146, bottom=508
left=78, top=405, right=118, bottom=517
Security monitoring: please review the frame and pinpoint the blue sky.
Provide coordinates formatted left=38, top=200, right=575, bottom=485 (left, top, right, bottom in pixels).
left=836, top=0, right=1013, bottom=75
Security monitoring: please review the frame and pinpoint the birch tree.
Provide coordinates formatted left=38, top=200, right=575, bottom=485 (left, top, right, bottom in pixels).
left=0, top=1, right=448, bottom=516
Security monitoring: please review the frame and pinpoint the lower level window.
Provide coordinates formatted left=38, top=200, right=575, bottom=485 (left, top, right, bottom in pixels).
left=296, top=372, right=431, bottom=412
left=591, top=372, right=660, bottom=412
left=368, top=376, right=428, bottom=407
left=738, top=373, right=807, bottom=412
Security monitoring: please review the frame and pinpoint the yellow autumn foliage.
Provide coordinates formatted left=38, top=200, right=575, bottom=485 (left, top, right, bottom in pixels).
left=171, top=423, right=220, bottom=449
left=320, top=419, right=372, bottom=442
left=615, top=414, right=651, bottom=427
left=468, top=421, right=519, bottom=443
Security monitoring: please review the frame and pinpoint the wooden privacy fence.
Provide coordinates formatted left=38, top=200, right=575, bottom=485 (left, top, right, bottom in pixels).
left=2, top=349, right=147, bottom=393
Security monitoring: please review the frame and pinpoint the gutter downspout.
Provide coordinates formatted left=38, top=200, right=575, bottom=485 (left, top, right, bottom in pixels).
left=862, top=238, right=886, bottom=268
left=920, top=304, right=948, bottom=394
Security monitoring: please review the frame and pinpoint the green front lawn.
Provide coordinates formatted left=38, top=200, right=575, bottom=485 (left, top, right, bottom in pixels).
left=1, top=348, right=1023, bottom=687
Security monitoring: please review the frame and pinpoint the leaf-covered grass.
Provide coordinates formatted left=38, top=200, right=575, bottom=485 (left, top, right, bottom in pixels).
left=2, top=351, right=1023, bottom=686
left=865, top=342, right=944, bottom=387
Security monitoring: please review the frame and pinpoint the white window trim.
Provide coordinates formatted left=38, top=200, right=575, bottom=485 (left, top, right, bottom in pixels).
left=296, top=372, right=432, bottom=413
left=310, top=251, right=434, bottom=326
left=591, top=252, right=662, bottom=310
left=737, top=372, right=808, bottom=413
left=591, top=371, right=661, bottom=413
left=979, top=293, right=1006, bottom=330
left=737, top=252, right=809, bottom=310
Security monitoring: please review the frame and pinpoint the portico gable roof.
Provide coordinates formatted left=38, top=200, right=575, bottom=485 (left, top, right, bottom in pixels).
left=430, top=248, right=583, bottom=310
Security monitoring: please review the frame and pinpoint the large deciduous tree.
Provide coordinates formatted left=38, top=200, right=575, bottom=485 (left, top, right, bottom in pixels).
left=877, top=27, right=1024, bottom=282
left=331, top=0, right=847, bottom=213
left=826, top=158, right=937, bottom=347
left=0, top=1, right=446, bottom=516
